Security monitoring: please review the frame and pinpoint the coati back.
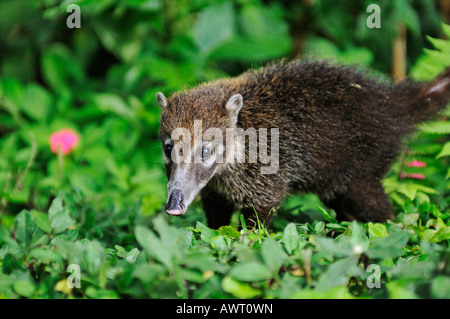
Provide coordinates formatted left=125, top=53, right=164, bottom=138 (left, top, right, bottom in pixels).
left=157, top=59, right=450, bottom=229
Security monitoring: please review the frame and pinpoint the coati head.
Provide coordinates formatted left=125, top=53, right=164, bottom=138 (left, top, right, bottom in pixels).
left=156, top=89, right=243, bottom=216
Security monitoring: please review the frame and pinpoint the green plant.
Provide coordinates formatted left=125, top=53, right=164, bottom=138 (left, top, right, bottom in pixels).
left=0, top=0, right=448, bottom=300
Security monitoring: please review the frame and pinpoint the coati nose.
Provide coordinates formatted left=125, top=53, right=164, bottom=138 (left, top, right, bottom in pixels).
left=165, top=189, right=186, bottom=216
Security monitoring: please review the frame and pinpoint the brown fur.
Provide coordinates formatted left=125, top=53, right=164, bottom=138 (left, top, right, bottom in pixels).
left=159, top=59, right=450, bottom=229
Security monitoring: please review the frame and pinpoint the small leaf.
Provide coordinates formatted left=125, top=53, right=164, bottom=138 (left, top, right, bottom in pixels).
left=196, top=222, right=219, bottom=244
left=15, top=210, right=36, bottom=251
left=261, top=238, right=287, bottom=274
left=368, top=223, right=388, bottom=240
left=431, top=276, right=450, bottom=298
left=420, top=218, right=450, bottom=243
left=50, top=208, right=75, bottom=234
left=48, top=196, right=63, bottom=221
left=436, top=141, right=450, bottom=158
left=282, top=223, right=300, bottom=255
left=222, top=276, right=261, bottom=298
left=29, top=248, right=61, bottom=262
left=315, top=237, right=353, bottom=257
left=316, top=256, right=360, bottom=292
left=397, top=213, right=420, bottom=227
left=135, top=225, right=173, bottom=269
left=13, top=280, right=35, bottom=298
left=31, top=210, right=51, bottom=234
left=125, top=248, right=140, bottom=264
left=93, top=93, right=134, bottom=119
left=418, top=121, right=450, bottom=135
left=367, top=229, right=410, bottom=259
left=229, top=261, right=272, bottom=282
left=217, top=226, right=240, bottom=239
left=194, top=2, right=234, bottom=53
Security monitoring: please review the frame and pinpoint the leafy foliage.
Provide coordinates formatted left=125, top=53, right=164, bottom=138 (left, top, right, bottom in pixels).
left=0, top=0, right=449, bottom=299
left=1, top=194, right=449, bottom=299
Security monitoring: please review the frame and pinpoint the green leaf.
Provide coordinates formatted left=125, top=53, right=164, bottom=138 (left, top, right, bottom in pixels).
left=349, top=221, right=369, bottom=250
left=135, top=225, right=173, bottom=269
left=125, top=248, right=140, bottom=264
left=41, top=44, right=83, bottom=94
left=85, top=287, right=119, bottom=299
left=396, top=0, right=421, bottom=35
left=28, top=248, right=61, bottom=262
left=222, top=276, right=261, bottom=299
left=217, top=226, right=240, bottom=239
left=30, top=210, right=51, bottom=234
left=368, top=223, right=388, bottom=240
left=316, top=256, right=360, bottom=292
left=211, top=236, right=228, bottom=251
left=50, top=208, right=75, bottom=234
left=20, top=84, right=52, bottom=122
left=366, top=229, right=410, bottom=259
left=397, top=213, right=420, bottom=227
left=15, top=210, right=36, bottom=251
left=436, top=141, right=450, bottom=158
left=418, top=121, right=450, bottom=135
left=196, top=222, right=219, bottom=244
left=209, top=5, right=292, bottom=61
left=153, top=216, right=184, bottom=254
left=13, top=280, right=35, bottom=298
left=420, top=218, right=450, bottom=243
left=82, top=240, right=105, bottom=277
left=427, top=36, right=450, bottom=53
left=47, top=197, right=75, bottom=233
left=431, top=276, right=450, bottom=298
left=282, top=223, right=300, bottom=255
left=93, top=93, right=134, bottom=119
left=261, top=238, right=286, bottom=274
left=229, top=261, right=272, bottom=282
left=210, top=33, right=291, bottom=62
left=194, top=2, right=234, bottom=54
left=396, top=183, right=439, bottom=201
left=387, top=281, right=418, bottom=299
left=315, top=237, right=353, bottom=257
left=178, top=267, right=205, bottom=284
left=48, top=196, right=63, bottom=221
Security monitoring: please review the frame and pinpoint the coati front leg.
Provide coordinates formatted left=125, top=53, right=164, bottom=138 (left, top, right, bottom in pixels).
left=241, top=205, right=278, bottom=229
left=241, top=179, right=286, bottom=229
left=201, top=188, right=235, bottom=229
left=324, top=178, right=394, bottom=223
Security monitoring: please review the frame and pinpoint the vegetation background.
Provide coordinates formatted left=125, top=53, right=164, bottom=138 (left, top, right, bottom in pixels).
left=0, top=0, right=449, bottom=299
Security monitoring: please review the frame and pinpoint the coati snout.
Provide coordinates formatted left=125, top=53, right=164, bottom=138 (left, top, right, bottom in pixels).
left=165, top=188, right=185, bottom=216
left=157, top=59, right=450, bottom=229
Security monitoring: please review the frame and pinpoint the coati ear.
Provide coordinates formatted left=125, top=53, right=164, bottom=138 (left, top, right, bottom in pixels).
left=226, top=94, right=243, bottom=125
left=156, top=92, right=168, bottom=108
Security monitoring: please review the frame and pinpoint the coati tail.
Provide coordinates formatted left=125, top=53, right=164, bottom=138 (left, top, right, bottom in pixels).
left=402, top=67, right=450, bottom=124
left=422, top=67, right=450, bottom=100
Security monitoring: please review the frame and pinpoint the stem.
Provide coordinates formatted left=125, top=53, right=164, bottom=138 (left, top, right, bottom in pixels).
left=57, top=146, right=64, bottom=189
left=13, top=132, right=37, bottom=193
left=392, top=23, right=407, bottom=82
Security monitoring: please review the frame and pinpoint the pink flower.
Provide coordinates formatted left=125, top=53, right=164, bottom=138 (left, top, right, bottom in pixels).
left=49, top=129, right=79, bottom=155
left=405, top=159, right=427, bottom=168
left=399, top=173, right=426, bottom=180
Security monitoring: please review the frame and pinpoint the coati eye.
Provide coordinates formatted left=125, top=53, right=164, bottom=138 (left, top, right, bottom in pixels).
left=201, top=146, right=211, bottom=160
left=164, top=143, right=173, bottom=158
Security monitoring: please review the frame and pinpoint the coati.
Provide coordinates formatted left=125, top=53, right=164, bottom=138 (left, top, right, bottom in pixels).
left=156, top=59, right=450, bottom=229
